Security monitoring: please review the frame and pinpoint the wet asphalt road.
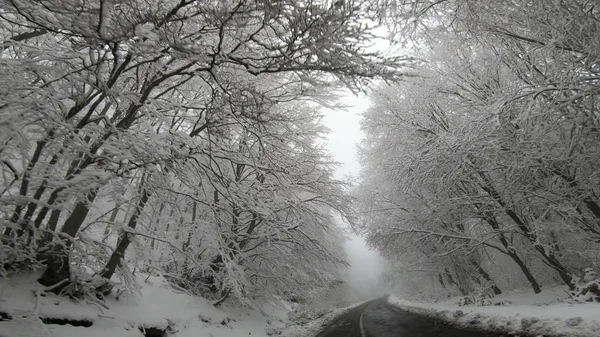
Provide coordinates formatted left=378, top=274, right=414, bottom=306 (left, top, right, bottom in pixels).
left=316, top=298, right=502, bottom=337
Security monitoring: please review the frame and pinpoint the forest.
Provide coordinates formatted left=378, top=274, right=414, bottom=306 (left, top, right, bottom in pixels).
left=0, top=0, right=410, bottom=304
left=1, top=0, right=599, bottom=309
left=357, top=0, right=600, bottom=301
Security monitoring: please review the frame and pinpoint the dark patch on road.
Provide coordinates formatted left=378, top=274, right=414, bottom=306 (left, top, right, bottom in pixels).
left=362, top=298, right=501, bottom=337
left=316, top=298, right=505, bottom=337
left=315, top=302, right=370, bottom=337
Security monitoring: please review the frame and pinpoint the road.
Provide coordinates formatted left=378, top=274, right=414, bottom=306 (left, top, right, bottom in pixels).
left=315, top=298, right=502, bottom=337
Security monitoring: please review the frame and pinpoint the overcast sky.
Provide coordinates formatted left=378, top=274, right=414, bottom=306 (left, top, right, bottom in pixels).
left=322, top=92, right=370, bottom=179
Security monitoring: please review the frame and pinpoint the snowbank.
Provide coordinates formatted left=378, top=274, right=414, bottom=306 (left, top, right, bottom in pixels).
left=279, top=301, right=368, bottom=337
left=0, top=272, right=288, bottom=337
left=388, top=286, right=600, bottom=337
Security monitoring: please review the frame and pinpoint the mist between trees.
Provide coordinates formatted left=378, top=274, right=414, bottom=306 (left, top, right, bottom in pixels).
left=0, top=0, right=598, bottom=307
left=356, top=0, right=600, bottom=300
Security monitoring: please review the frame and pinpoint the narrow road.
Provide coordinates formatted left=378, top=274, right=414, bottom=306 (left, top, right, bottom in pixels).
left=316, top=298, right=501, bottom=337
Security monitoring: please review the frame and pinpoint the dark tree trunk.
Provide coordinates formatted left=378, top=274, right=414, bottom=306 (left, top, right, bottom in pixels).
left=37, top=243, right=71, bottom=289
left=472, top=262, right=502, bottom=295
left=38, top=189, right=98, bottom=288
left=438, top=273, right=446, bottom=288
left=507, top=250, right=541, bottom=293
left=37, top=208, right=64, bottom=256
left=472, top=167, right=574, bottom=289
left=550, top=165, right=600, bottom=225
left=477, top=209, right=542, bottom=294
left=444, top=267, right=467, bottom=296
left=102, top=207, right=120, bottom=243
left=7, top=135, right=53, bottom=237
left=150, top=203, right=166, bottom=250
left=100, top=188, right=150, bottom=280
left=33, top=183, right=69, bottom=237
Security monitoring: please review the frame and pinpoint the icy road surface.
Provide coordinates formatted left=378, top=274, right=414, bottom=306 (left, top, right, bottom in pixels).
left=315, top=297, right=504, bottom=337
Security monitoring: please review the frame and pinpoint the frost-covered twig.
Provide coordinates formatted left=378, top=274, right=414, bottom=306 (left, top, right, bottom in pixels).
left=40, top=278, right=69, bottom=292
left=213, top=288, right=231, bottom=307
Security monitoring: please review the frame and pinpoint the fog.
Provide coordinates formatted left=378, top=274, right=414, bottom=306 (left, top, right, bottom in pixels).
left=343, top=235, right=391, bottom=301
left=322, top=92, right=367, bottom=180
left=321, top=92, right=396, bottom=302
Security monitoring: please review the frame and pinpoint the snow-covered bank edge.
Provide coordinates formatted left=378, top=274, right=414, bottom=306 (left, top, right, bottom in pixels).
left=280, top=300, right=368, bottom=337
left=387, top=296, right=600, bottom=337
left=0, top=271, right=372, bottom=337
left=0, top=272, right=290, bottom=337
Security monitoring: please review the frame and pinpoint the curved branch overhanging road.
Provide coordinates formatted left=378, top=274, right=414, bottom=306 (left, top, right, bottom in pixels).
left=315, top=298, right=504, bottom=337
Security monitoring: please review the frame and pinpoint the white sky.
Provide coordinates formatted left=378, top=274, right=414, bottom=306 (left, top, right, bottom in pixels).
left=322, top=92, right=370, bottom=180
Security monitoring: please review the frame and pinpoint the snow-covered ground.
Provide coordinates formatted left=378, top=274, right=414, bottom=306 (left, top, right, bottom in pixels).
left=388, top=286, right=600, bottom=337
left=0, top=271, right=298, bottom=337
left=10, top=270, right=599, bottom=337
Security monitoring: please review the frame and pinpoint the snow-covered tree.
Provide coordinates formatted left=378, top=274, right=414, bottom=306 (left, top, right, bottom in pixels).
left=357, top=1, right=600, bottom=298
left=0, top=0, right=408, bottom=300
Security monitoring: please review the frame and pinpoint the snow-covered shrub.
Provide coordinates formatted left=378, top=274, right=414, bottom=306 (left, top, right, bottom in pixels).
left=55, top=270, right=115, bottom=301
left=455, top=287, right=511, bottom=307
left=0, top=238, right=41, bottom=276
left=266, top=326, right=283, bottom=336
left=570, top=268, right=600, bottom=303
left=286, top=305, right=328, bottom=326
left=455, top=288, right=493, bottom=307
left=456, top=296, right=511, bottom=307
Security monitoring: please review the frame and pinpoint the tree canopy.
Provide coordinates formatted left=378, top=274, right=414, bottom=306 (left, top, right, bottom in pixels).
left=356, top=0, right=600, bottom=300
left=0, top=0, right=408, bottom=303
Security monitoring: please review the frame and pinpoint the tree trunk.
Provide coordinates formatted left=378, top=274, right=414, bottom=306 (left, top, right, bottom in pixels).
left=550, top=166, right=600, bottom=225
left=445, top=266, right=468, bottom=296
left=507, top=250, right=541, bottom=293
left=100, top=188, right=150, bottom=280
left=438, top=273, right=446, bottom=288
left=28, top=101, right=114, bottom=236
left=38, top=189, right=98, bottom=288
left=150, top=203, right=166, bottom=250
left=36, top=209, right=65, bottom=261
left=476, top=208, right=542, bottom=294
left=37, top=243, right=71, bottom=289
left=472, top=168, right=574, bottom=289
left=13, top=98, right=109, bottom=238
left=507, top=208, right=573, bottom=288
left=102, top=207, right=120, bottom=243
left=7, top=134, right=54, bottom=237
left=472, top=262, right=502, bottom=295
